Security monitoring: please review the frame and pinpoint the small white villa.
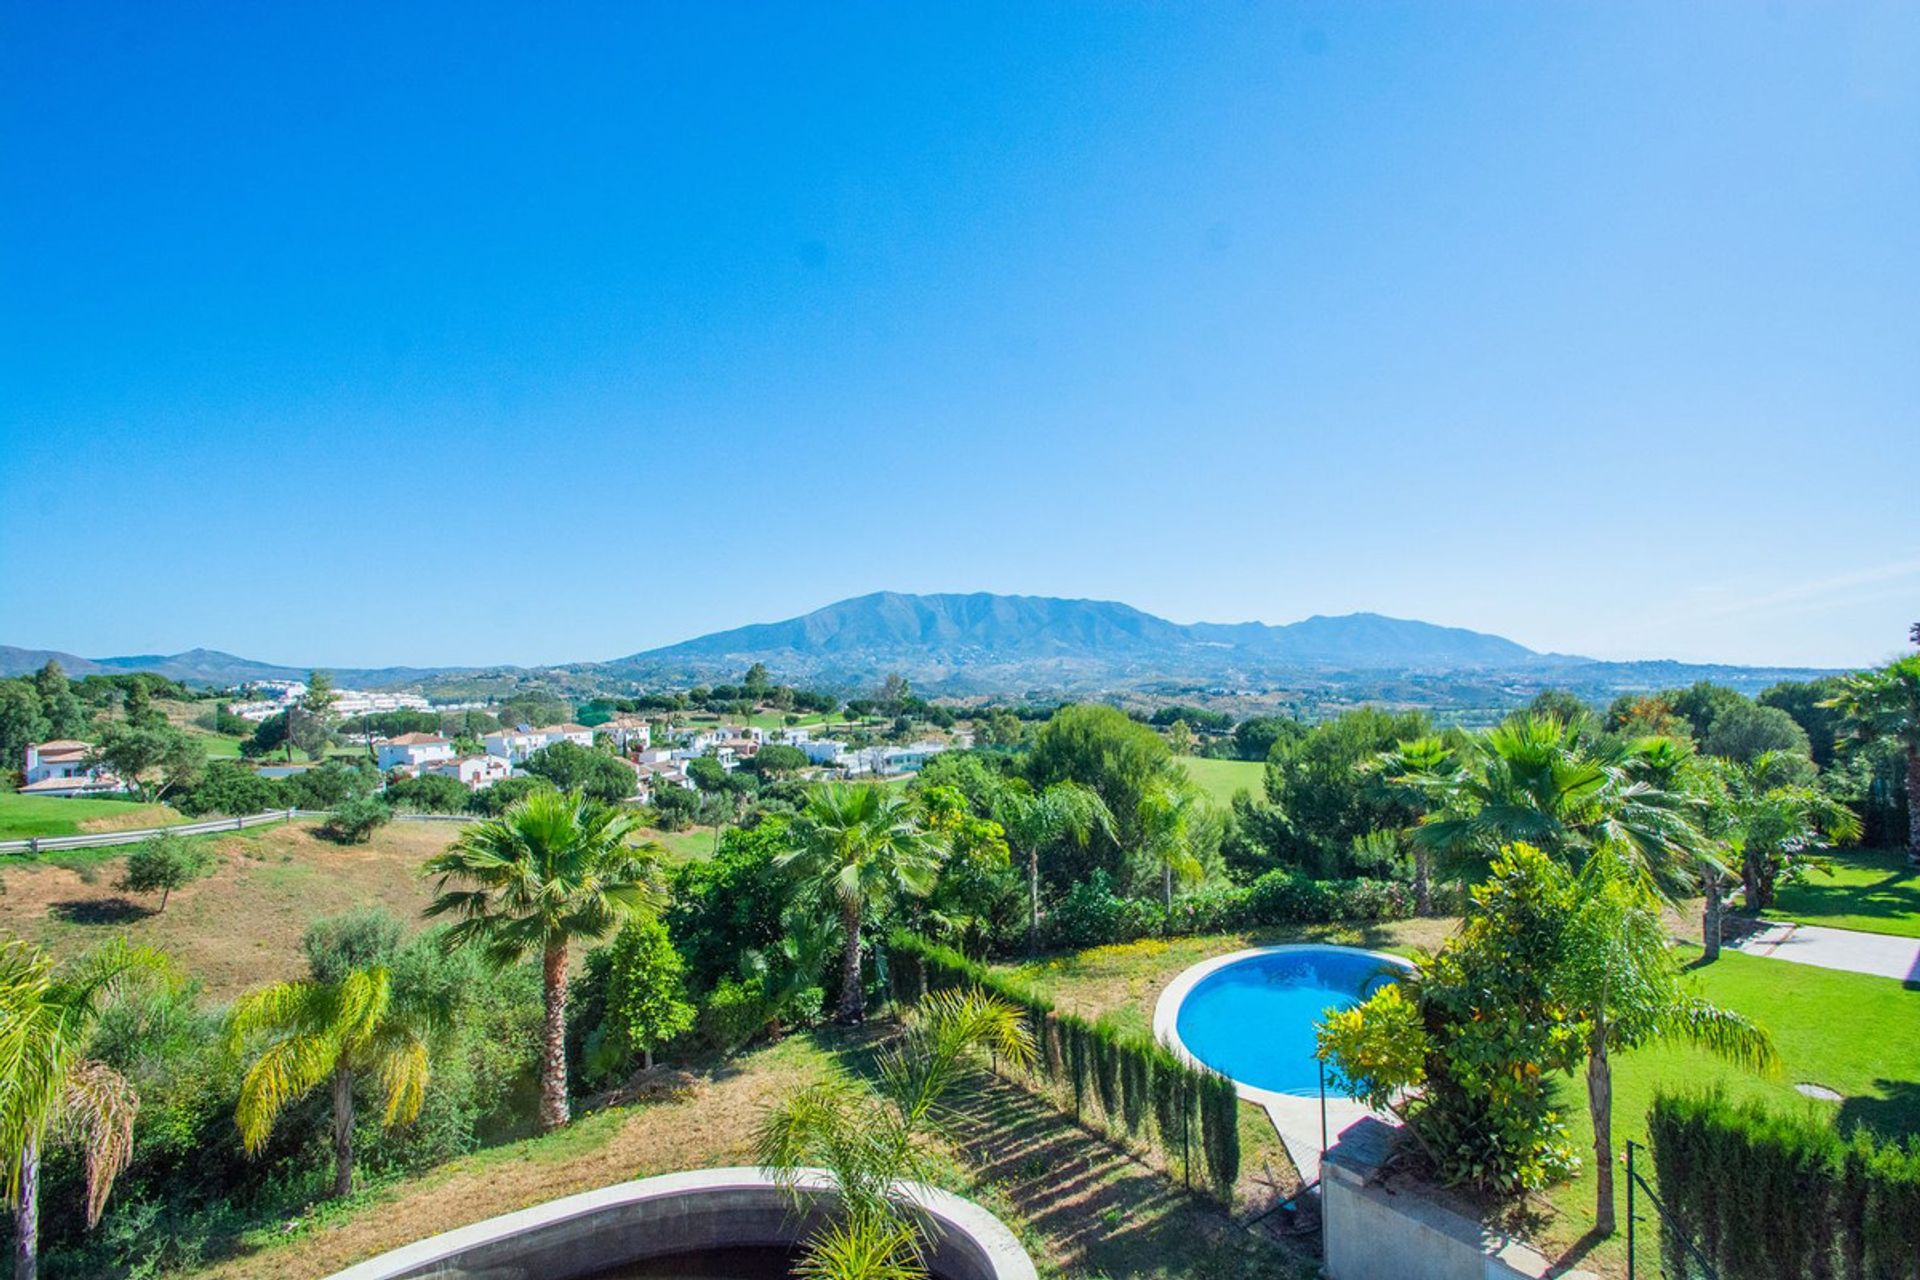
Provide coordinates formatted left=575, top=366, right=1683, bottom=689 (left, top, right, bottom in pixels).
left=483, top=723, right=595, bottom=764
left=421, top=754, right=513, bottom=791
left=20, top=740, right=126, bottom=797
left=598, top=717, right=652, bottom=753
left=376, top=733, right=456, bottom=773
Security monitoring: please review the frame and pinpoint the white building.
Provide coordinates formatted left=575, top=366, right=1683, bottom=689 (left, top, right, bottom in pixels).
left=376, top=733, right=456, bottom=773
left=799, top=740, right=847, bottom=765
left=20, top=741, right=126, bottom=797
left=483, top=723, right=595, bottom=764
left=422, top=754, right=512, bottom=791
left=598, top=717, right=652, bottom=753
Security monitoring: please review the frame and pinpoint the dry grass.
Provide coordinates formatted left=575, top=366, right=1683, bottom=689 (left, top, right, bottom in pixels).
left=0, top=820, right=457, bottom=998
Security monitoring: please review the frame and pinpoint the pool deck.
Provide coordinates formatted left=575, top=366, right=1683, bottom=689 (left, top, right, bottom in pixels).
left=1151, top=944, right=1414, bottom=1192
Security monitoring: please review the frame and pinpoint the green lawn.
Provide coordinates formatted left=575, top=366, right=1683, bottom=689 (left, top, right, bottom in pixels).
left=0, top=791, right=184, bottom=840
left=190, top=732, right=248, bottom=758
left=1178, top=756, right=1265, bottom=807
left=1538, top=948, right=1920, bottom=1272
left=1765, top=847, right=1920, bottom=938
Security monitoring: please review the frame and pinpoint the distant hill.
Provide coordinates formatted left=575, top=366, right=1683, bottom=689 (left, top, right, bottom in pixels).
left=5, top=591, right=1842, bottom=707
left=600, top=591, right=1572, bottom=689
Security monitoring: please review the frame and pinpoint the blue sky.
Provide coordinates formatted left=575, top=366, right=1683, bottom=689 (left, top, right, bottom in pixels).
left=3, top=3, right=1915, bottom=671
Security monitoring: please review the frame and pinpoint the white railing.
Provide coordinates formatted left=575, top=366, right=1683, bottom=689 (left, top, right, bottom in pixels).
left=0, top=807, right=480, bottom=856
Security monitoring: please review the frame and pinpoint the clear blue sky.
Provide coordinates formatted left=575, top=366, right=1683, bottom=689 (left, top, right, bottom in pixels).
left=4, top=3, right=1916, bottom=671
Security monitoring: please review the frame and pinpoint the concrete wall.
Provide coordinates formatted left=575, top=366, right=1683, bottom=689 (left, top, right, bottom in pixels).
left=1322, top=1120, right=1595, bottom=1280
left=326, top=1167, right=1037, bottom=1280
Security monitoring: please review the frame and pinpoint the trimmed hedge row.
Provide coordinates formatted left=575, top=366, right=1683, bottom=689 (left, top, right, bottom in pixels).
left=887, top=931, right=1241, bottom=1201
left=1648, top=1090, right=1920, bottom=1280
left=1043, top=866, right=1418, bottom=951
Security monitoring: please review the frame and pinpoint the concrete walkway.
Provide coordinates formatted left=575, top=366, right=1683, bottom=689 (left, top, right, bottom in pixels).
left=1725, top=919, right=1920, bottom=983
left=1260, top=1093, right=1378, bottom=1190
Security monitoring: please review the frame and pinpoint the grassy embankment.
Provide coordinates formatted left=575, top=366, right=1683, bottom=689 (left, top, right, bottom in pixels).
left=1764, top=846, right=1920, bottom=938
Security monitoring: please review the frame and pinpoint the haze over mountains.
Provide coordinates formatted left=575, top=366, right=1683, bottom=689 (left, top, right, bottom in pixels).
left=3, top=591, right=1836, bottom=704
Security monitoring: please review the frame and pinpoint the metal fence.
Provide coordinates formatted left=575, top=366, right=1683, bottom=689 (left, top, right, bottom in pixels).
left=1626, top=1140, right=1718, bottom=1280
left=0, top=806, right=480, bottom=856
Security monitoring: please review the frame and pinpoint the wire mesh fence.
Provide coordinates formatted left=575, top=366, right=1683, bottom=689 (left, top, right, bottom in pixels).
left=1625, top=1140, right=1717, bottom=1280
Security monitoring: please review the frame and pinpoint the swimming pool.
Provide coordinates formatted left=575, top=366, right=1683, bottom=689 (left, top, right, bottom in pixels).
left=1157, top=945, right=1413, bottom=1100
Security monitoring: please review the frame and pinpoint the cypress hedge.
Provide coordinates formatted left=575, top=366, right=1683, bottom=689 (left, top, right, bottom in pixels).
left=1648, top=1090, right=1920, bottom=1280
left=888, top=931, right=1241, bottom=1200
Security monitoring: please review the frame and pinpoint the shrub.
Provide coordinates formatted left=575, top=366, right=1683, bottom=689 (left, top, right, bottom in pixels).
left=117, top=833, right=212, bottom=911
left=465, top=775, right=548, bottom=816
left=319, top=793, right=391, bottom=844
left=697, top=977, right=772, bottom=1053
left=383, top=772, right=471, bottom=813
left=173, top=762, right=285, bottom=817
left=1043, top=871, right=1161, bottom=950
left=1649, top=1090, right=1920, bottom=1280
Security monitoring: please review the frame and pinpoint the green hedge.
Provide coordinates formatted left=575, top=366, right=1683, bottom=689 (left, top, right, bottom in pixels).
left=1648, top=1091, right=1920, bottom=1280
left=887, top=931, right=1240, bottom=1201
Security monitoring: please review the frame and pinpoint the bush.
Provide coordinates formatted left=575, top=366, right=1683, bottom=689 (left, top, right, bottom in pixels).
left=173, top=762, right=285, bottom=817
left=117, top=834, right=212, bottom=911
left=283, top=760, right=378, bottom=809
left=1649, top=1090, right=1920, bottom=1280
left=319, top=793, right=390, bottom=844
left=383, top=772, right=471, bottom=813
left=696, top=977, right=772, bottom=1053
left=1043, top=872, right=1161, bottom=950
left=465, top=775, right=548, bottom=816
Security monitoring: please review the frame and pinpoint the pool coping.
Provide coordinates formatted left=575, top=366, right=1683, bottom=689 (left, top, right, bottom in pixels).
left=1150, top=943, right=1415, bottom=1111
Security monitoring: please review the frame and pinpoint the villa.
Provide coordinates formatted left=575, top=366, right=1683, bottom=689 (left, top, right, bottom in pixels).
left=375, top=732, right=456, bottom=773
left=421, top=753, right=513, bottom=791
left=18, top=739, right=126, bottom=796
left=483, top=723, right=595, bottom=764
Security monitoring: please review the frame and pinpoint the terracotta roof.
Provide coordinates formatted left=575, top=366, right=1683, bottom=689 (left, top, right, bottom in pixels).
left=32, top=740, right=91, bottom=759
left=543, top=723, right=593, bottom=734
left=20, top=774, right=122, bottom=794
left=385, top=733, right=450, bottom=746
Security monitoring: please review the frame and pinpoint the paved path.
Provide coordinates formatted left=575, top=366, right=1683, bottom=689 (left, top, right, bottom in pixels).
left=1260, top=1093, right=1379, bottom=1190
left=1726, top=919, right=1920, bottom=983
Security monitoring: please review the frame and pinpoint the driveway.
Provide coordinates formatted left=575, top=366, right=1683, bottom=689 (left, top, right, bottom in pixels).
left=1726, top=919, right=1920, bottom=983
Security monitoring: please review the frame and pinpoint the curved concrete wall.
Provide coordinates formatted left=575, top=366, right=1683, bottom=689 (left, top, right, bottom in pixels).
left=326, top=1167, right=1037, bottom=1280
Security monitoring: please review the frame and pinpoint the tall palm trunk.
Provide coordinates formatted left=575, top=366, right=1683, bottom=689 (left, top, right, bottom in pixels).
left=1906, top=746, right=1920, bottom=863
left=1701, top=866, right=1725, bottom=963
left=1741, top=849, right=1767, bottom=913
left=1161, top=862, right=1173, bottom=932
left=1027, top=845, right=1041, bottom=956
left=837, top=899, right=865, bottom=1023
left=330, top=1063, right=355, bottom=1199
left=538, top=943, right=571, bottom=1132
left=1587, top=1019, right=1616, bottom=1236
left=13, top=1133, right=38, bottom=1280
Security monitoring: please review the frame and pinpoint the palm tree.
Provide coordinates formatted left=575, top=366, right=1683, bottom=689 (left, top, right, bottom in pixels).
left=0, top=939, right=171, bottom=1280
left=1558, top=845, right=1778, bottom=1235
left=227, top=964, right=440, bottom=1199
left=1382, top=716, right=1707, bottom=893
left=756, top=988, right=1034, bottom=1280
left=1705, top=752, right=1862, bottom=915
left=780, top=784, right=943, bottom=1023
left=1827, top=655, right=1920, bottom=862
left=1137, top=780, right=1203, bottom=921
left=993, top=781, right=1112, bottom=954
left=424, top=788, right=665, bottom=1130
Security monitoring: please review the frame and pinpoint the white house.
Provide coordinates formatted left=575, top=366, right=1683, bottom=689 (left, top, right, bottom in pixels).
left=799, top=740, right=847, bottom=765
left=376, top=733, right=456, bottom=773
left=20, top=740, right=126, bottom=797
left=483, top=724, right=595, bottom=764
left=421, top=754, right=512, bottom=791
left=598, top=717, right=652, bottom=753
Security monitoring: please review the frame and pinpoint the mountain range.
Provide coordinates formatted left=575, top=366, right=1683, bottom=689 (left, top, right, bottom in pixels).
left=1, top=591, right=1838, bottom=707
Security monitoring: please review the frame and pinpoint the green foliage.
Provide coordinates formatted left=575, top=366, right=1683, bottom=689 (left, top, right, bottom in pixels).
left=1025, top=704, right=1176, bottom=879
left=174, top=760, right=286, bottom=816
left=596, top=918, right=695, bottom=1070
left=1261, top=707, right=1432, bottom=878
left=1758, top=677, right=1845, bottom=769
left=116, top=833, right=212, bottom=911
left=319, top=793, right=391, bottom=844
left=1703, top=700, right=1814, bottom=766
left=463, top=774, right=549, bottom=816
left=1316, top=984, right=1428, bottom=1110
left=382, top=772, right=471, bottom=813
left=696, top=976, right=774, bottom=1053
left=748, top=743, right=810, bottom=776
left=302, top=907, right=406, bottom=984
left=1648, top=1090, right=1920, bottom=1280
left=522, top=740, right=637, bottom=804
left=283, top=759, right=379, bottom=809
left=1230, top=715, right=1304, bottom=762
left=667, top=821, right=795, bottom=992
left=92, top=721, right=205, bottom=801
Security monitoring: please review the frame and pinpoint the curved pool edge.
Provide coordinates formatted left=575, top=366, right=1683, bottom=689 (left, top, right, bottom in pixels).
left=1151, top=943, right=1416, bottom=1109
left=324, top=1166, right=1038, bottom=1280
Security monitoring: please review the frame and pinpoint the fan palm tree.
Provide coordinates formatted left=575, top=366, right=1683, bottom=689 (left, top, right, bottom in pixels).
left=1381, top=716, right=1707, bottom=894
left=992, top=781, right=1112, bottom=954
left=227, top=963, right=442, bottom=1199
left=1558, top=845, right=1778, bottom=1235
left=424, top=787, right=666, bottom=1130
left=0, top=938, right=172, bottom=1280
left=1827, top=654, right=1920, bottom=861
left=1705, top=752, right=1862, bottom=915
left=756, top=988, right=1034, bottom=1280
left=780, top=784, right=943, bottom=1024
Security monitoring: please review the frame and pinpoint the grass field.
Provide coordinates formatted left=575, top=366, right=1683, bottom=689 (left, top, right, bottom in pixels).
left=994, top=927, right=1920, bottom=1279
left=0, top=791, right=185, bottom=840
left=1178, top=756, right=1265, bottom=807
left=1766, top=847, right=1920, bottom=938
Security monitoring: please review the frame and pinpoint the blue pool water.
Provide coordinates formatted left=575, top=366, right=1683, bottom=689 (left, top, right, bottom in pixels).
left=1173, top=947, right=1409, bottom=1097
